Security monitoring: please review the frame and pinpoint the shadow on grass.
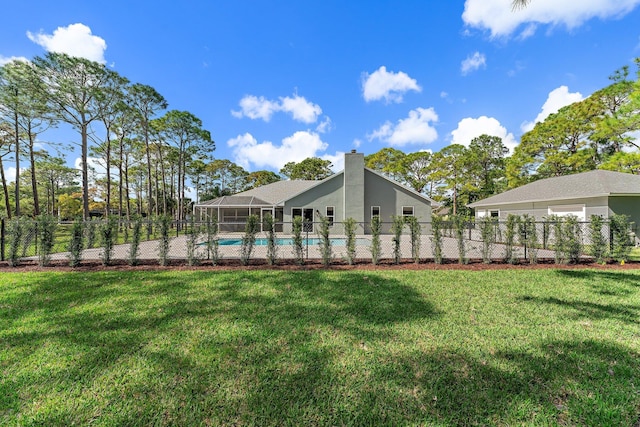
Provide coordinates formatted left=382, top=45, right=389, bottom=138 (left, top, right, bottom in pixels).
left=2, top=270, right=441, bottom=425
left=369, top=339, right=640, bottom=425
left=3, top=271, right=639, bottom=425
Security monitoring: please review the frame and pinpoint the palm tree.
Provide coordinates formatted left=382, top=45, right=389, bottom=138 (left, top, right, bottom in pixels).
left=512, top=0, right=531, bottom=10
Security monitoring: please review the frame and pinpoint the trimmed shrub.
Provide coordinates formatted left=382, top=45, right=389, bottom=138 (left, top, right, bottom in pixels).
left=588, top=215, right=607, bottom=264
left=157, top=215, right=172, bottom=266
left=406, top=216, right=421, bottom=264
left=85, top=218, right=97, bottom=249
left=100, top=216, right=118, bottom=266
left=263, top=213, right=278, bottom=266
left=128, top=217, right=142, bottom=266
left=292, top=216, right=304, bottom=265
left=240, top=214, right=260, bottom=266
left=504, top=214, right=519, bottom=264
left=431, top=215, right=444, bottom=264
left=186, top=216, right=202, bottom=266
left=37, top=214, right=57, bottom=267
left=452, top=215, right=468, bottom=265
left=478, top=216, right=496, bottom=264
left=370, top=215, right=382, bottom=265
left=390, top=215, right=405, bottom=264
left=205, top=214, right=220, bottom=265
left=610, top=214, right=633, bottom=263
left=519, top=214, right=538, bottom=265
left=318, top=214, right=332, bottom=267
left=68, top=218, right=84, bottom=267
left=343, top=217, right=357, bottom=265
left=563, top=215, right=582, bottom=264
left=7, top=217, right=24, bottom=267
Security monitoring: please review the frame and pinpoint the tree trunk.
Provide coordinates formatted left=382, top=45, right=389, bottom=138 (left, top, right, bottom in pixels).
left=14, top=106, right=20, bottom=217
left=81, top=121, right=90, bottom=219
left=0, top=157, right=11, bottom=219
left=28, top=123, right=40, bottom=216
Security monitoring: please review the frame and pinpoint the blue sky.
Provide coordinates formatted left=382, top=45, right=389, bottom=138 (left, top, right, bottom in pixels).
left=1, top=0, right=640, bottom=178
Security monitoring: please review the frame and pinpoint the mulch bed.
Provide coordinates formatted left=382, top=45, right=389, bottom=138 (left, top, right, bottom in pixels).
left=1, top=258, right=638, bottom=272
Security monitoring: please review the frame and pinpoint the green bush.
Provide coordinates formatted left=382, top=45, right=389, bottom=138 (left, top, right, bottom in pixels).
left=186, top=216, right=202, bottom=266
left=390, top=215, right=405, bottom=265
left=504, top=214, right=519, bottom=264
left=452, top=215, right=468, bottom=265
left=68, top=218, right=84, bottom=267
left=563, top=215, right=582, bottom=264
left=519, top=214, right=538, bottom=265
left=85, top=218, right=97, bottom=249
left=37, top=215, right=57, bottom=267
left=263, top=213, right=278, bottom=266
left=431, top=215, right=444, bottom=264
left=369, top=215, right=382, bottom=265
left=292, top=216, right=304, bottom=265
left=100, top=216, right=118, bottom=266
left=406, top=216, right=421, bottom=264
left=343, top=217, right=357, bottom=265
left=588, top=215, right=607, bottom=264
left=204, top=215, right=220, bottom=265
left=7, top=217, right=24, bottom=267
left=478, top=217, right=496, bottom=264
left=240, top=215, right=260, bottom=266
left=128, top=217, right=142, bottom=266
left=318, top=215, right=332, bottom=267
left=610, top=214, right=633, bottom=263
left=157, top=215, right=172, bottom=266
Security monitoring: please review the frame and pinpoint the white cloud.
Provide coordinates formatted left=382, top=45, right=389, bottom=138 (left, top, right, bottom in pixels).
left=362, top=66, right=421, bottom=103
left=0, top=55, right=30, bottom=66
left=450, top=116, right=518, bottom=153
left=461, top=52, right=487, bottom=75
left=367, top=107, right=439, bottom=147
left=231, top=93, right=322, bottom=124
left=228, top=131, right=330, bottom=170
left=321, top=152, right=345, bottom=172
left=316, top=116, right=333, bottom=133
left=462, top=0, right=640, bottom=38
left=231, top=95, right=280, bottom=121
left=520, top=85, right=583, bottom=132
left=27, top=23, right=107, bottom=63
left=5, top=167, right=17, bottom=184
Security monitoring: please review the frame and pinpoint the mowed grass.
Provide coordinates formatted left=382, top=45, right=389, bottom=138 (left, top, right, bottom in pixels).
left=1, top=269, right=639, bottom=426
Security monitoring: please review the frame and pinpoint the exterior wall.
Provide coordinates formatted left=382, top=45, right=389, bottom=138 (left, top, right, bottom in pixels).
left=363, top=170, right=432, bottom=234
left=473, top=196, right=609, bottom=221
left=283, top=173, right=345, bottom=233
left=608, top=196, right=640, bottom=233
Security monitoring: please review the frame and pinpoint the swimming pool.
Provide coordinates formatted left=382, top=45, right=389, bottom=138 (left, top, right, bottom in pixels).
left=207, top=237, right=370, bottom=246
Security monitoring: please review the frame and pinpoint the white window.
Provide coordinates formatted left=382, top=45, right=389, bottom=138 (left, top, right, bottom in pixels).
left=371, top=206, right=380, bottom=218
left=548, top=205, right=586, bottom=221
left=477, top=209, right=487, bottom=218
left=402, top=206, right=414, bottom=219
left=326, top=206, right=334, bottom=226
left=490, top=210, right=499, bottom=218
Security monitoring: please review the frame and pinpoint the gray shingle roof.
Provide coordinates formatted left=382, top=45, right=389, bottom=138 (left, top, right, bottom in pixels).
left=195, top=180, right=319, bottom=207
left=468, top=170, right=640, bottom=208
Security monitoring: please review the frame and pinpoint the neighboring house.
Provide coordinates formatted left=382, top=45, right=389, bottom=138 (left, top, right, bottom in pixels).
left=193, top=151, right=433, bottom=234
left=468, top=170, right=640, bottom=231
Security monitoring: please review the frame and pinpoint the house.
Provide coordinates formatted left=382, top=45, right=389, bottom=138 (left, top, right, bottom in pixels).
left=468, top=170, right=640, bottom=230
left=193, top=151, right=433, bottom=234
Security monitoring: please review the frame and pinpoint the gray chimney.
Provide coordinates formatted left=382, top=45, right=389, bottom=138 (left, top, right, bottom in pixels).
left=344, top=151, right=365, bottom=227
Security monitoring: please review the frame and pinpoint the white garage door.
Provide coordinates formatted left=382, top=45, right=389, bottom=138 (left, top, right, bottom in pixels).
left=548, top=205, right=586, bottom=221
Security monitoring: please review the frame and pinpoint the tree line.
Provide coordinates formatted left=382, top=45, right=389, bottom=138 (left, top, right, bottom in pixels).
left=1, top=55, right=639, bottom=220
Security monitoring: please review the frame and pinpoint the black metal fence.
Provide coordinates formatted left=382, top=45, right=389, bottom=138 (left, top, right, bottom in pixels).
left=0, top=216, right=635, bottom=266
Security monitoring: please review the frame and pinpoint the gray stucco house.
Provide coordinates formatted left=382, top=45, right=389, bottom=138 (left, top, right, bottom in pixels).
left=194, top=151, right=433, bottom=234
left=468, top=170, right=640, bottom=230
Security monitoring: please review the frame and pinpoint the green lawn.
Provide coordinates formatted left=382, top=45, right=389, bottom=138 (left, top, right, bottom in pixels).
left=1, top=269, right=639, bottom=426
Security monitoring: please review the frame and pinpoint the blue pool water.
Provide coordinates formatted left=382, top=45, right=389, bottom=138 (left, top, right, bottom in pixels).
left=210, top=237, right=369, bottom=246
